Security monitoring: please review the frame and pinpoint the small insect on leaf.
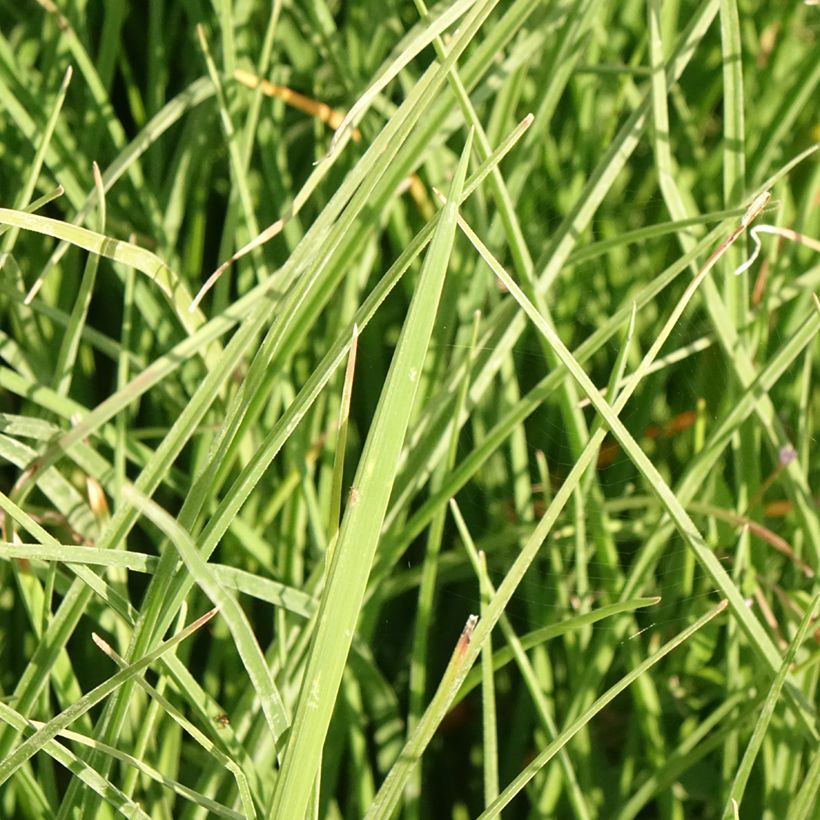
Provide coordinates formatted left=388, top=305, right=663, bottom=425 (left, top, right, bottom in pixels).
left=213, top=713, right=230, bottom=728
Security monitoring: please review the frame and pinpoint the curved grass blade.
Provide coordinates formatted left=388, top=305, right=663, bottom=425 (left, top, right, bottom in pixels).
left=123, top=486, right=290, bottom=747
left=0, top=208, right=205, bottom=339
left=454, top=597, right=662, bottom=706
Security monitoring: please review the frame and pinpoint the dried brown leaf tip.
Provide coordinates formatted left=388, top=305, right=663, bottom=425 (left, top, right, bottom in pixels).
left=740, top=190, right=771, bottom=227
left=456, top=614, right=479, bottom=659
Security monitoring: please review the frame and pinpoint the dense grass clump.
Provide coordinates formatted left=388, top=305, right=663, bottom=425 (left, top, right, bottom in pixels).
left=0, top=1, right=818, bottom=818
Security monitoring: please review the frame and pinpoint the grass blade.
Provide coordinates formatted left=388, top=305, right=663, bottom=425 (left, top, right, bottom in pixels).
left=270, top=129, right=475, bottom=820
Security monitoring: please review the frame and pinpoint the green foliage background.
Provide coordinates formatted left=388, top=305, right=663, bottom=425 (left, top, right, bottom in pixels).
left=0, top=1, right=818, bottom=818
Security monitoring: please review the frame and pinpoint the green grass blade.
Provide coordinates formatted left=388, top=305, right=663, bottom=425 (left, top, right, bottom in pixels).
left=468, top=209, right=819, bottom=738
left=0, top=701, right=151, bottom=820
left=477, top=602, right=729, bottom=818
left=0, top=607, right=216, bottom=785
left=0, top=207, right=205, bottom=339
left=123, top=487, right=290, bottom=745
left=722, top=593, right=820, bottom=818
left=270, top=129, right=475, bottom=820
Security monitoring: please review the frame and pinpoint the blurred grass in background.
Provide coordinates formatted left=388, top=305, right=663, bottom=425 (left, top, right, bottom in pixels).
left=0, top=0, right=818, bottom=818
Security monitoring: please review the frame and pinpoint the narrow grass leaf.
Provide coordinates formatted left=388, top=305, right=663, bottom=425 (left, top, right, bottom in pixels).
left=270, top=130, right=474, bottom=820
left=723, top=593, right=820, bottom=818
left=463, top=211, right=819, bottom=737
left=0, top=208, right=205, bottom=338
left=123, top=486, right=290, bottom=745
left=0, top=607, right=216, bottom=784
left=454, top=597, right=662, bottom=705
left=0, top=701, right=151, bottom=820
left=476, top=601, right=729, bottom=818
